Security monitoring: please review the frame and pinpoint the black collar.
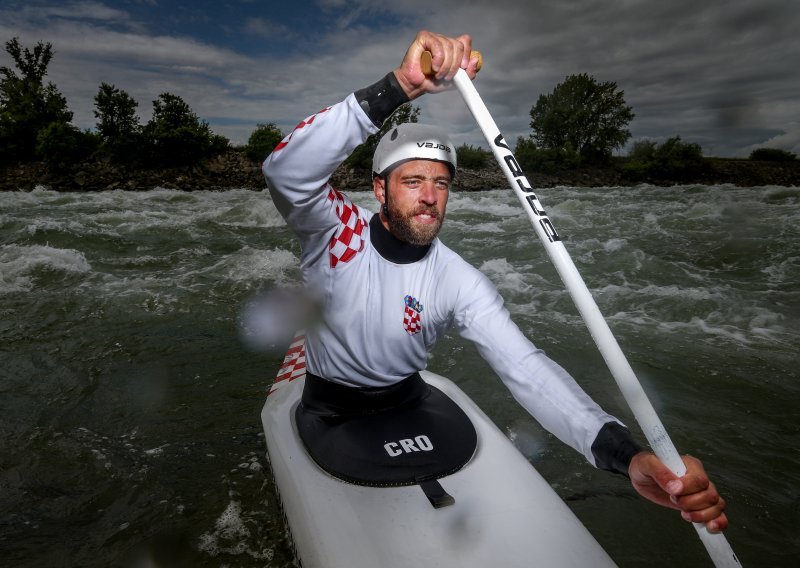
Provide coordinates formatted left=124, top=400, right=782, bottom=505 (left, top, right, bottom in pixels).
left=369, top=214, right=431, bottom=264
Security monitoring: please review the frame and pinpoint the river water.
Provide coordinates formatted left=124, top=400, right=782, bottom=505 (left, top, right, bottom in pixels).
left=1, top=183, right=798, bottom=567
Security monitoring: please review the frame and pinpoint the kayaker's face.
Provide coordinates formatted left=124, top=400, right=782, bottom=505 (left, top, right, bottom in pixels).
left=374, top=160, right=450, bottom=246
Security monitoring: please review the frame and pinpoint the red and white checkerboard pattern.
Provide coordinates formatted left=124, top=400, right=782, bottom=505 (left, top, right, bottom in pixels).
left=403, top=306, right=422, bottom=335
left=327, top=188, right=368, bottom=268
left=273, top=107, right=331, bottom=153
left=269, top=333, right=306, bottom=395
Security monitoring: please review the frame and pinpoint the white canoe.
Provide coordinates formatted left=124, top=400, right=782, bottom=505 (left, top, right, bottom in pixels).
left=261, top=339, right=617, bottom=567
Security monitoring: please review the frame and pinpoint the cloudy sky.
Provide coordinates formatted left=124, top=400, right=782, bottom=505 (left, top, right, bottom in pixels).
left=1, top=0, right=798, bottom=157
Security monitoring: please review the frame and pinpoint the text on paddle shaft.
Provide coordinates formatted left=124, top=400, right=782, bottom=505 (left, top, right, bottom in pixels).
left=493, top=134, right=561, bottom=243
left=384, top=435, right=433, bottom=457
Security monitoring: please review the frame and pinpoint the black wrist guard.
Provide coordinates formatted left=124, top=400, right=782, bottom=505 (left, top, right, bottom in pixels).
left=354, top=72, right=410, bottom=128
left=591, top=422, right=644, bottom=477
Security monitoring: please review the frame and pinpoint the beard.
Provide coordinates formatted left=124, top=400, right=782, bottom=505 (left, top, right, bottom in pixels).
left=386, top=202, right=444, bottom=246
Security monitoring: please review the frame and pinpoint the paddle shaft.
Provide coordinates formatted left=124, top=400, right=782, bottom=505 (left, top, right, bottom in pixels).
left=445, top=66, right=741, bottom=567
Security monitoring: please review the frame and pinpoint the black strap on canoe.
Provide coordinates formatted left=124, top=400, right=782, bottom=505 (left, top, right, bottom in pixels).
left=418, top=477, right=455, bottom=509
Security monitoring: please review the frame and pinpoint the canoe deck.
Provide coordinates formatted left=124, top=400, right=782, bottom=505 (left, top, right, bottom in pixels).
left=261, top=370, right=617, bottom=567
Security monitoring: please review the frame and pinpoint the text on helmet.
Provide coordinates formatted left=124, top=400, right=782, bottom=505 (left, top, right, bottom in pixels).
left=416, top=142, right=451, bottom=152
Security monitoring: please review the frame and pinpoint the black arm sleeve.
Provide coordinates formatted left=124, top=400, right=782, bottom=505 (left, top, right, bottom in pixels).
left=354, top=72, right=410, bottom=128
left=591, top=421, right=644, bottom=477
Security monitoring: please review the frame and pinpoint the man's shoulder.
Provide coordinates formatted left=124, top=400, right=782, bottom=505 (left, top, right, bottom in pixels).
left=431, top=240, right=485, bottom=280
left=431, top=238, right=466, bottom=263
left=428, top=240, right=500, bottom=314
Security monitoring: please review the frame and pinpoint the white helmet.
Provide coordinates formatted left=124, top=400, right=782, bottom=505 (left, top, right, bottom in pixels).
left=372, top=123, right=457, bottom=178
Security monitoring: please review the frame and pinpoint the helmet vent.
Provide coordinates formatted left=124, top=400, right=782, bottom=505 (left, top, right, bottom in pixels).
left=390, top=128, right=399, bottom=141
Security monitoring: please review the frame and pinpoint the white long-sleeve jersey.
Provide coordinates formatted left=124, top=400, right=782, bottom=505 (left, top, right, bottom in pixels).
left=263, top=91, right=626, bottom=467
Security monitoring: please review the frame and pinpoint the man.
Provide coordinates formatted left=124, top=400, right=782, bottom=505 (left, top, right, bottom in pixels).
left=263, top=30, right=727, bottom=533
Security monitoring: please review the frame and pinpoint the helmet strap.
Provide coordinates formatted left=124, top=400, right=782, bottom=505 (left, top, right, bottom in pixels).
left=381, top=177, right=391, bottom=220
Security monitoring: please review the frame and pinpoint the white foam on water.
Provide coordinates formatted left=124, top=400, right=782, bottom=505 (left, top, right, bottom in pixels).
left=211, top=196, right=287, bottom=228
left=445, top=220, right=506, bottom=234
left=92, top=246, right=300, bottom=308
left=596, top=282, right=719, bottom=302
left=23, top=219, right=72, bottom=236
left=683, top=201, right=725, bottom=220
left=446, top=192, right=521, bottom=218
left=478, top=258, right=534, bottom=295
left=143, top=445, right=168, bottom=457
left=657, top=316, right=751, bottom=344
left=0, top=244, right=92, bottom=293
left=603, top=238, right=628, bottom=252
left=608, top=305, right=788, bottom=347
left=97, top=246, right=212, bottom=270
left=347, top=190, right=379, bottom=212
left=762, top=255, right=799, bottom=285
left=506, top=419, right=548, bottom=463
left=214, top=501, right=249, bottom=542
left=139, top=189, right=287, bottom=232
left=191, top=246, right=301, bottom=289
left=198, top=499, right=274, bottom=561
left=10, top=188, right=288, bottom=240
left=547, top=198, right=592, bottom=229
left=746, top=309, right=788, bottom=341
left=642, top=212, right=661, bottom=226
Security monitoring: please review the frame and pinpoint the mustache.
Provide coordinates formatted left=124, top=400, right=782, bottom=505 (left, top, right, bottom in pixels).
left=409, top=206, right=440, bottom=219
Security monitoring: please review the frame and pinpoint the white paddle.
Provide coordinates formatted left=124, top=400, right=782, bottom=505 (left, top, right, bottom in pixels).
left=422, top=50, right=741, bottom=568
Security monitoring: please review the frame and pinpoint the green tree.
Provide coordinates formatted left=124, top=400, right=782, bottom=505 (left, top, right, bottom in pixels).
left=36, top=122, right=98, bottom=170
left=749, top=148, right=796, bottom=161
left=344, top=103, right=421, bottom=171
left=0, top=37, right=72, bottom=164
left=456, top=143, right=490, bottom=169
left=142, top=92, right=228, bottom=167
left=94, top=83, right=139, bottom=140
left=94, top=82, right=142, bottom=164
left=530, top=73, right=633, bottom=163
left=245, top=122, right=284, bottom=163
left=515, top=136, right=581, bottom=173
left=651, top=136, right=704, bottom=179
left=623, top=136, right=705, bottom=181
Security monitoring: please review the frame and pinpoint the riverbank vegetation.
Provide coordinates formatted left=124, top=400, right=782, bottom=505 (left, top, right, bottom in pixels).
left=2, top=37, right=797, bottom=191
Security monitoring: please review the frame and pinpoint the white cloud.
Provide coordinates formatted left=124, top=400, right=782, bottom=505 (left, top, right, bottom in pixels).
left=746, top=126, right=800, bottom=155
left=243, top=17, right=293, bottom=39
left=1, top=0, right=798, bottom=154
left=26, top=1, right=133, bottom=22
